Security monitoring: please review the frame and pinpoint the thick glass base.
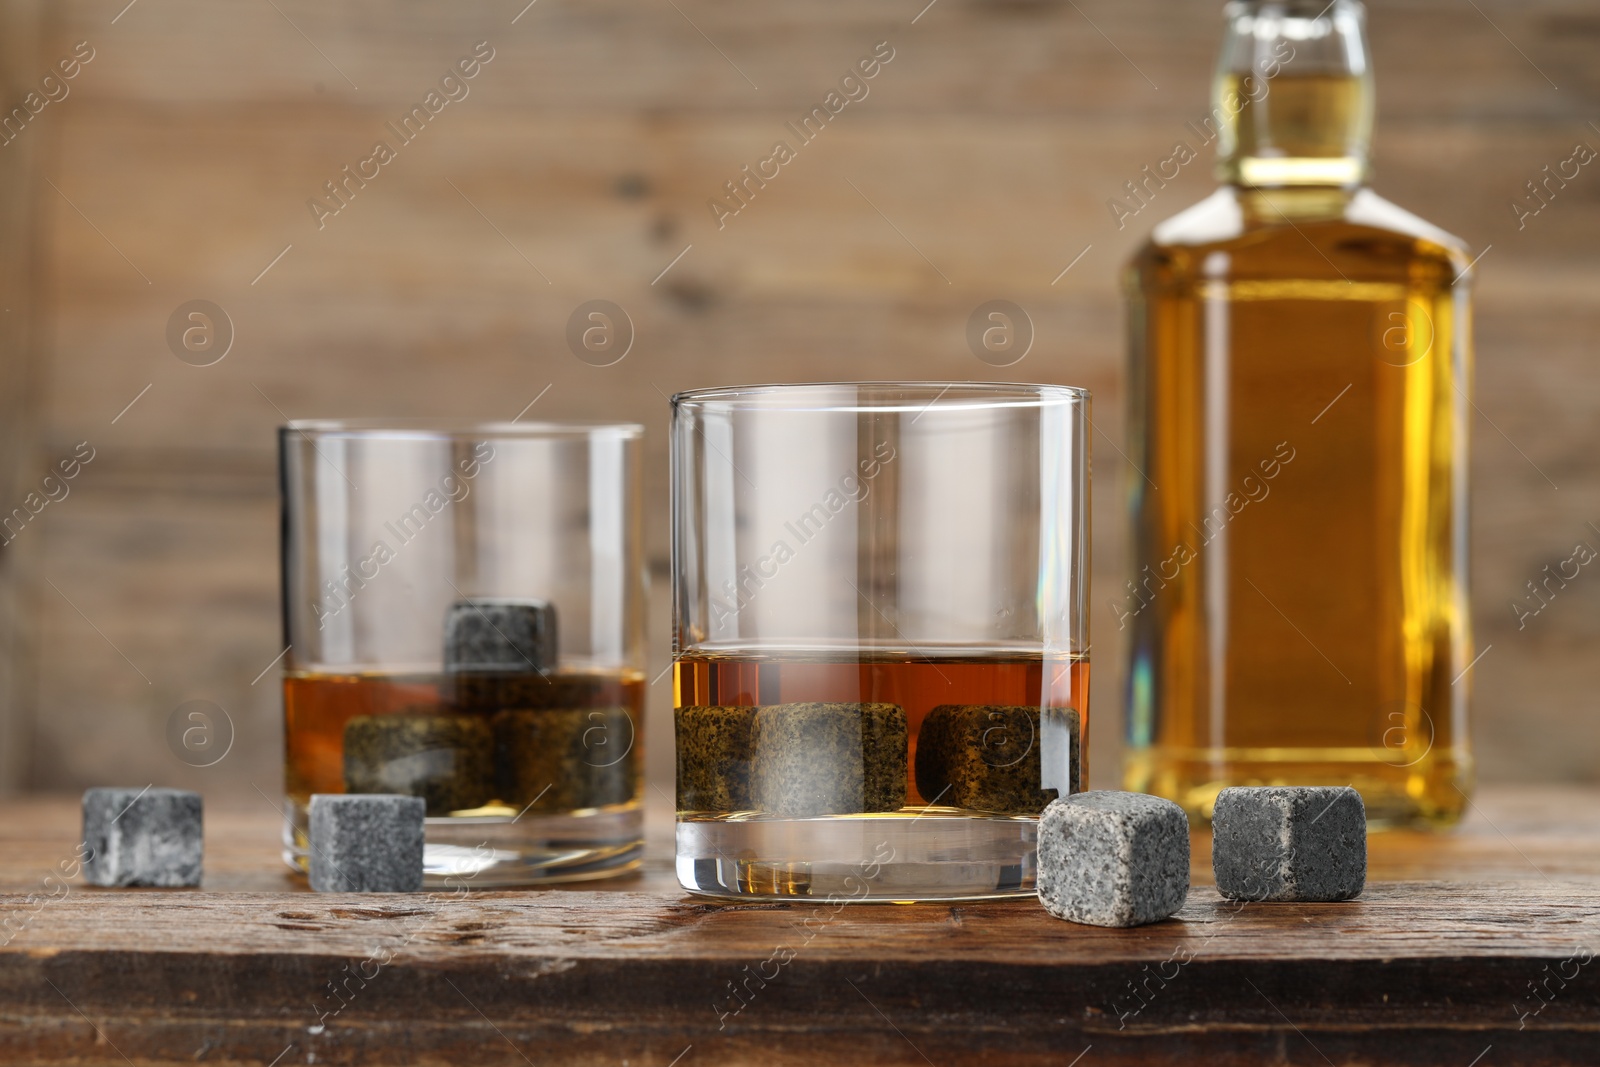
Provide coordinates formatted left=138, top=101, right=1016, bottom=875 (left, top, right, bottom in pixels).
left=1123, top=747, right=1472, bottom=830
left=283, top=800, right=643, bottom=887
left=676, top=809, right=1039, bottom=901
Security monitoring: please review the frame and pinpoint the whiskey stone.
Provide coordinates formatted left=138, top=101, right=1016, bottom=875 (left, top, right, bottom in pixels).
left=444, top=598, right=557, bottom=674
left=493, top=707, right=637, bottom=813
left=343, top=713, right=493, bottom=815
left=750, top=703, right=907, bottom=817
left=915, top=705, right=1077, bottom=814
left=1212, top=786, right=1366, bottom=902
left=82, top=788, right=202, bottom=888
left=1037, top=791, right=1189, bottom=928
left=1041, top=706, right=1083, bottom=797
left=675, top=705, right=754, bottom=812
left=308, top=794, right=424, bottom=893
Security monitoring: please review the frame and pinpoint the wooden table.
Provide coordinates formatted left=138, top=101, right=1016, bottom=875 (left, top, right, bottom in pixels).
left=2, top=788, right=1598, bottom=1065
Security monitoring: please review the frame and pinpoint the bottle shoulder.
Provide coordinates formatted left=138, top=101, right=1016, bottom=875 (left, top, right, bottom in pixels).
left=1132, top=186, right=1473, bottom=287
left=1344, top=189, right=1469, bottom=255
left=1146, top=188, right=1245, bottom=248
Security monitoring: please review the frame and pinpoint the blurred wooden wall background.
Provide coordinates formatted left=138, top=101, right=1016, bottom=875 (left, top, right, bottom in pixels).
left=0, top=0, right=1595, bottom=801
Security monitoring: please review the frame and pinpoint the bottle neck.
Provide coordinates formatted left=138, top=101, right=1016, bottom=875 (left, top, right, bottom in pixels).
left=1214, top=0, right=1375, bottom=189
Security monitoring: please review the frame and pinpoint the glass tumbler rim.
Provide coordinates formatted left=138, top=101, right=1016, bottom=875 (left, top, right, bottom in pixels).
left=670, top=381, right=1090, bottom=412
left=279, top=418, right=644, bottom=441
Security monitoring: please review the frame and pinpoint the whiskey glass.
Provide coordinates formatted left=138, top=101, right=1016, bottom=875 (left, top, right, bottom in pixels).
left=671, top=383, right=1089, bottom=900
left=278, top=419, right=645, bottom=885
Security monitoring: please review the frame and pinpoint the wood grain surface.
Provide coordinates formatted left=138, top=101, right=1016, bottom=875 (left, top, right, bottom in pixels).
left=0, top=0, right=1596, bottom=804
left=2, top=787, right=1600, bottom=1065
left=0, top=0, right=45, bottom=797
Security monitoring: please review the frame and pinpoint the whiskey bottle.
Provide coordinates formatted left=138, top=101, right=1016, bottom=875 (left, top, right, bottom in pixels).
left=1121, top=0, right=1473, bottom=827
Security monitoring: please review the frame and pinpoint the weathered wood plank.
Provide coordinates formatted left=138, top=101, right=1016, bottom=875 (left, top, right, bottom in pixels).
left=1, top=790, right=1598, bottom=1063
left=1, top=885, right=1598, bottom=1065
left=0, top=0, right=46, bottom=795
left=8, top=0, right=1600, bottom=800
left=4, top=882, right=1598, bottom=964
left=41, top=0, right=1600, bottom=121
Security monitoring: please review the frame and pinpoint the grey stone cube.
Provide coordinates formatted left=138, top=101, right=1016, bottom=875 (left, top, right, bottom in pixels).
left=675, top=705, right=755, bottom=813
left=750, top=703, right=907, bottom=817
left=494, top=707, right=637, bottom=812
left=1212, top=786, right=1366, bottom=902
left=915, top=704, right=1076, bottom=815
left=82, top=787, right=203, bottom=888
left=343, top=712, right=494, bottom=816
left=1037, top=791, right=1189, bottom=928
left=1042, top=706, right=1083, bottom=797
left=308, top=794, right=425, bottom=893
left=444, top=599, right=557, bottom=674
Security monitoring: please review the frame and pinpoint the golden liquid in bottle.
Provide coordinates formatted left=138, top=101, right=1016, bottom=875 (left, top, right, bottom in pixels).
left=1122, top=73, right=1473, bottom=828
left=1220, top=73, right=1373, bottom=180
